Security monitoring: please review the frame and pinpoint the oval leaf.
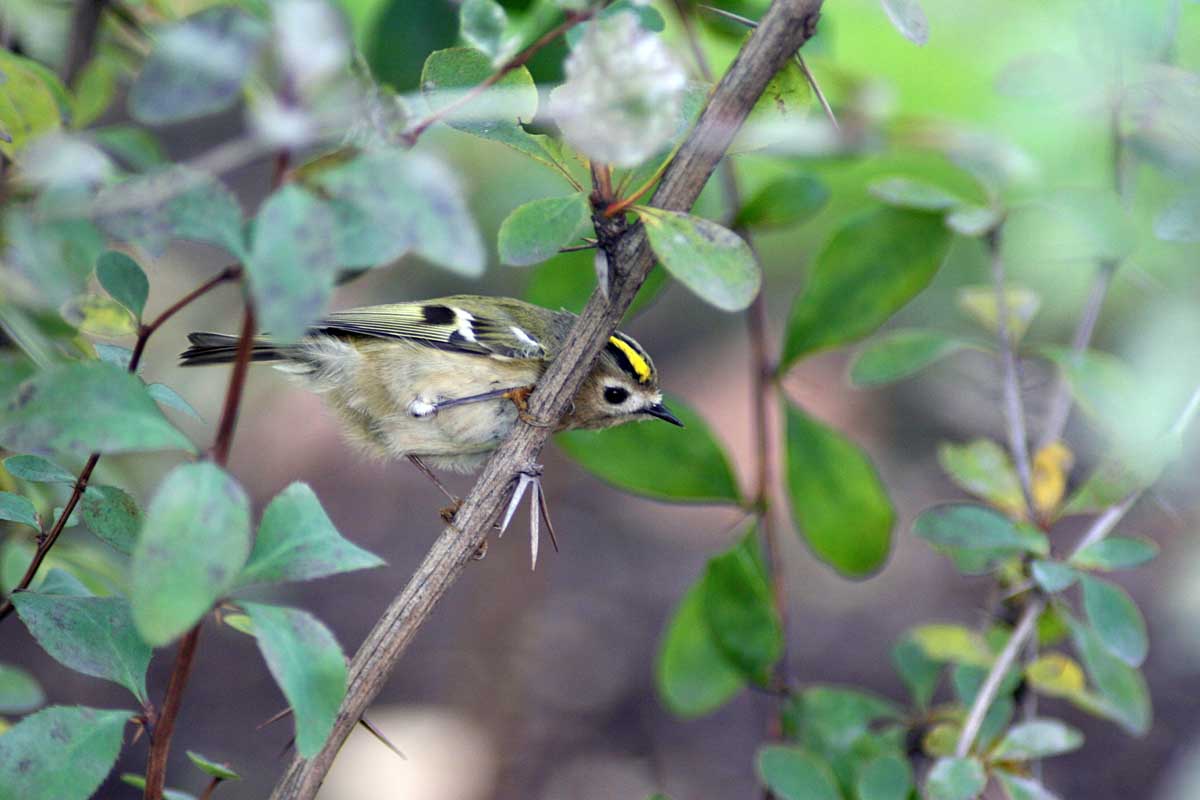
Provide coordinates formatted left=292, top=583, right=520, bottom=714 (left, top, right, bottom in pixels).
left=655, top=578, right=744, bottom=718
left=0, top=362, right=195, bottom=459
left=129, top=6, right=268, bottom=124
left=1080, top=575, right=1148, bottom=667
left=80, top=485, right=142, bottom=555
left=237, top=482, right=384, bottom=586
left=556, top=394, right=741, bottom=504
left=0, top=706, right=130, bottom=800
left=1069, top=536, right=1158, bottom=571
left=755, top=746, right=840, bottom=800
left=784, top=401, right=893, bottom=576
left=850, top=329, right=972, bottom=387
left=247, top=184, right=339, bottom=344
left=735, top=174, right=829, bottom=230
left=186, top=750, right=240, bottom=781
left=925, top=757, right=986, bottom=800
left=95, top=251, right=148, bottom=319
left=936, top=440, right=1024, bottom=516
left=880, top=0, right=929, bottom=44
left=242, top=602, right=347, bottom=758
left=499, top=194, right=591, bottom=266
left=635, top=207, right=761, bottom=312
left=59, top=295, right=137, bottom=338
left=1067, top=613, right=1151, bottom=735
left=459, top=0, right=509, bottom=60
left=4, top=455, right=74, bottom=484
left=857, top=753, right=914, bottom=800
left=869, top=176, right=962, bottom=210
left=913, top=503, right=1047, bottom=556
left=1031, top=560, right=1078, bottom=593
left=782, top=207, right=951, bottom=366
left=910, top=624, right=993, bottom=668
left=12, top=592, right=151, bottom=702
left=130, top=462, right=251, bottom=646
left=0, top=491, right=39, bottom=531
left=992, top=718, right=1084, bottom=761
left=702, top=533, right=781, bottom=681
left=0, top=663, right=45, bottom=714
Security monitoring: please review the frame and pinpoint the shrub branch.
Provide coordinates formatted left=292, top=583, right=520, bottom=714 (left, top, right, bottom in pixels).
left=267, top=3, right=825, bottom=797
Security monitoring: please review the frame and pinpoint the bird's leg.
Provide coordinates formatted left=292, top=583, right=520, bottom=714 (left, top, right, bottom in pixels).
left=406, top=455, right=485, bottom=559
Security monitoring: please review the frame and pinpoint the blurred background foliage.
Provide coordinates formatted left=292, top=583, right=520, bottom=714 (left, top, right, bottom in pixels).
left=1, top=0, right=1200, bottom=798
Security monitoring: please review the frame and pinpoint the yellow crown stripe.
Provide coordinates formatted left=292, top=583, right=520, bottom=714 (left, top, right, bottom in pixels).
left=608, top=335, right=651, bottom=383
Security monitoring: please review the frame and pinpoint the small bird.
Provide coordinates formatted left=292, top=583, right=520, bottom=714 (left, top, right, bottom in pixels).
left=180, top=295, right=683, bottom=476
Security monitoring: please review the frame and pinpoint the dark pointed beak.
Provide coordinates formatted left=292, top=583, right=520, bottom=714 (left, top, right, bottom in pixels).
left=645, top=403, right=684, bottom=427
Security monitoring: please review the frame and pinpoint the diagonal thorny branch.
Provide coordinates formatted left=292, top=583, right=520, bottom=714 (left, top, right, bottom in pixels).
left=267, top=2, right=824, bottom=797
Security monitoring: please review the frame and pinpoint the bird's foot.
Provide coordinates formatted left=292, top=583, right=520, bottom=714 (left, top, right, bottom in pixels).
left=502, top=386, right=554, bottom=428
left=498, top=465, right=559, bottom=569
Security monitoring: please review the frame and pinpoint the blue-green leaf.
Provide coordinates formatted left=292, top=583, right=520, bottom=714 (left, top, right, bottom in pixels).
left=850, top=329, right=975, bottom=387
left=655, top=579, right=745, bottom=717
left=925, top=757, right=986, bottom=800
left=0, top=706, right=130, bottom=800
left=1080, top=575, right=1148, bottom=667
left=130, top=462, right=251, bottom=646
left=635, top=207, right=760, bottom=312
left=0, top=492, right=39, bottom=531
left=237, top=482, right=384, bottom=586
left=242, top=602, right=347, bottom=758
left=4, top=455, right=74, bottom=484
left=0, top=663, right=44, bottom=714
left=80, top=485, right=142, bottom=555
left=95, top=251, right=148, bottom=319
left=755, top=746, right=840, bottom=800
left=499, top=193, right=591, bottom=267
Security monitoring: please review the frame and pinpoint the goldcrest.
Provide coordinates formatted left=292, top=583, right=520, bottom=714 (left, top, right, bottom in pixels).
left=180, top=295, right=682, bottom=472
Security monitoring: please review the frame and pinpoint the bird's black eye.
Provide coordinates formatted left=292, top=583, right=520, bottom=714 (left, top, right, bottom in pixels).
left=604, top=386, right=629, bottom=405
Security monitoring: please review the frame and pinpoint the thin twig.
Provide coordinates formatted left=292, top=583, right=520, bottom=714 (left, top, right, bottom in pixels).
left=401, top=11, right=593, bottom=146
left=268, top=4, right=825, bottom=797
left=143, top=623, right=203, bottom=798
left=987, top=229, right=1036, bottom=514
left=0, top=266, right=240, bottom=623
left=197, top=777, right=221, bottom=800
left=955, top=598, right=1044, bottom=758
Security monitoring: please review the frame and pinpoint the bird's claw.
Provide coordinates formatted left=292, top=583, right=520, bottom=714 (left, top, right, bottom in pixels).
left=498, top=466, right=558, bottom=569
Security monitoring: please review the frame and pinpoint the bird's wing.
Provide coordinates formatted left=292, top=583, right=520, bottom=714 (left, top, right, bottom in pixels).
left=318, top=302, right=548, bottom=360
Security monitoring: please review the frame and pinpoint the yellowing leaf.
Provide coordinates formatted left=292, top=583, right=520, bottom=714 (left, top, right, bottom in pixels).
left=1025, top=653, right=1085, bottom=697
left=1031, top=442, right=1073, bottom=515
left=936, top=439, right=1024, bottom=516
left=910, top=624, right=993, bottom=668
left=922, top=723, right=960, bottom=757
left=59, top=294, right=138, bottom=338
left=957, top=285, right=1040, bottom=343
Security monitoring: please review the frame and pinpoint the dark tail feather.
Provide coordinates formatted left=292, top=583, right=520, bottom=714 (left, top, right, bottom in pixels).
left=179, top=332, right=290, bottom=367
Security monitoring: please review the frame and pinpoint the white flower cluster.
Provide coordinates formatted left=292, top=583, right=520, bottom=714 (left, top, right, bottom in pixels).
left=551, top=12, right=686, bottom=168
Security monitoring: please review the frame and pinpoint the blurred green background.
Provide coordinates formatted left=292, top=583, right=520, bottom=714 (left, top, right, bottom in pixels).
left=3, top=0, right=1200, bottom=797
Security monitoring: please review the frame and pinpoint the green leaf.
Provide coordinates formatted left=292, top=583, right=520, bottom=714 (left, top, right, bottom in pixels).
left=655, top=579, right=745, bottom=717
left=856, top=753, right=913, bottom=800
left=701, top=533, right=781, bottom=681
left=849, top=329, right=973, bottom=387
left=71, top=53, right=121, bottom=129
left=38, top=568, right=90, bottom=597
left=634, top=207, right=760, bottom=312
left=1038, top=348, right=1144, bottom=443
left=1031, top=560, right=1078, bottom=593
left=130, top=462, right=251, bottom=646
left=0, top=362, right=195, bottom=459
left=118, top=774, right=196, bottom=800
left=12, top=592, right=151, bottom=702
left=524, top=250, right=666, bottom=317
left=4, top=207, right=103, bottom=308
left=1080, top=575, right=1148, bottom=667
left=93, top=344, right=133, bottom=370
left=891, top=635, right=942, bottom=709
left=957, top=286, right=1041, bottom=344
left=0, top=50, right=63, bottom=158
left=755, top=746, right=840, bottom=800
left=784, top=401, right=893, bottom=576
left=499, top=193, right=591, bottom=266
left=868, top=177, right=964, bottom=210
left=913, top=504, right=1048, bottom=558
left=0, top=706, right=129, bottom=800
left=3, top=455, right=73, bottom=484
left=237, top=482, right=384, bottom=586
left=129, top=6, right=268, bottom=124
left=95, top=251, right=148, bottom=319
left=556, top=394, right=740, bottom=504
left=994, top=770, right=1063, bottom=800
left=910, top=624, right=993, bottom=668
left=80, top=485, right=142, bottom=554
left=1069, top=537, right=1158, bottom=571
left=92, top=125, right=168, bottom=170
left=735, top=174, right=829, bottom=230
left=1062, top=455, right=1164, bottom=516
left=247, top=184, right=338, bottom=343
left=459, top=0, right=509, bottom=60
left=936, top=440, right=1024, bottom=516
left=147, top=383, right=202, bottom=422
left=242, top=602, right=347, bottom=758
left=782, top=207, right=951, bottom=366
left=303, top=149, right=484, bottom=275
left=1025, top=653, right=1087, bottom=699
left=164, top=168, right=248, bottom=259
left=992, top=718, right=1084, bottom=761
left=784, top=686, right=900, bottom=753
left=0, top=492, right=39, bottom=531
left=925, top=757, right=986, bottom=800
left=1068, top=613, right=1151, bottom=735
left=420, top=46, right=551, bottom=166
left=186, top=750, right=240, bottom=781
left=0, top=663, right=44, bottom=714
